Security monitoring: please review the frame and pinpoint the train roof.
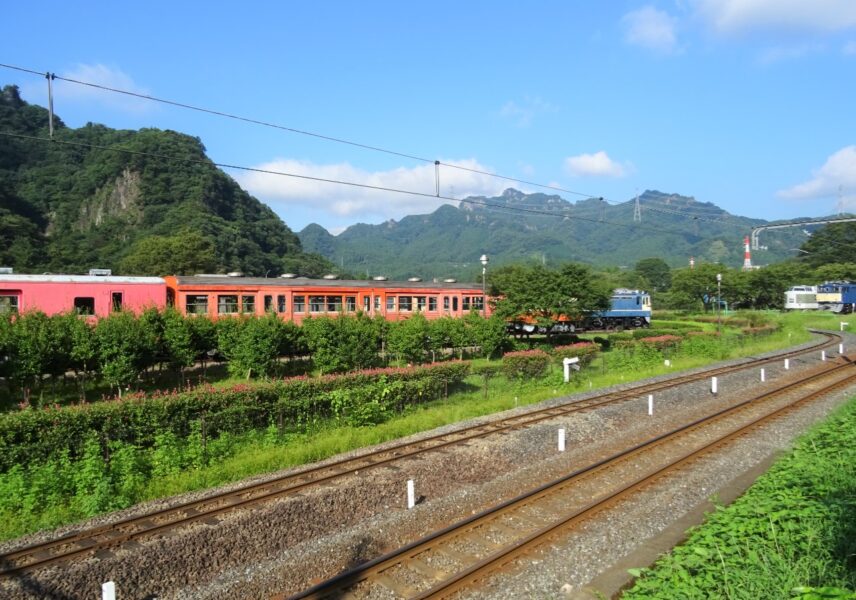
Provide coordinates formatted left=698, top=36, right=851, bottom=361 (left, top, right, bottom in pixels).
left=168, top=275, right=483, bottom=291
left=0, top=274, right=165, bottom=284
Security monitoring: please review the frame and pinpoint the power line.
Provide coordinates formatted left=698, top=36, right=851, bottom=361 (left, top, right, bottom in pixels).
left=0, top=62, right=599, bottom=200
left=0, top=130, right=691, bottom=237
left=0, top=61, right=751, bottom=233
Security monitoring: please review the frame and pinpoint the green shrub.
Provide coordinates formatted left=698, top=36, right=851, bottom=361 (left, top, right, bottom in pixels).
left=552, top=342, right=599, bottom=367
left=502, top=349, right=551, bottom=379
left=0, top=362, right=471, bottom=471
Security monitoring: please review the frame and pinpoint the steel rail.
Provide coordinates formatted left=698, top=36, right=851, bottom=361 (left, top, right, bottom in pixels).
left=0, top=332, right=843, bottom=578
left=283, top=359, right=856, bottom=599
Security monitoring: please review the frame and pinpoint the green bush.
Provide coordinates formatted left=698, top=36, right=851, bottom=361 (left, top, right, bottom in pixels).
left=551, top=342, right=599, bottom=367
left=502, top=349, right=551, bottom=379
left=0, top=362, right=471, bottom=471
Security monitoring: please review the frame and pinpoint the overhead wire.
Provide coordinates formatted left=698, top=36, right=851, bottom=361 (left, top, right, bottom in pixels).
left=0, top=62, right=598, bottom=200
left=0, top=130, right=697, bottom=237
left=0, top=61, right=750, bottom=233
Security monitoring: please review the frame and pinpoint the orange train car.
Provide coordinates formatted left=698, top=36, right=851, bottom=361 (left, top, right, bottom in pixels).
left=164, top=275, right=491, bottom=324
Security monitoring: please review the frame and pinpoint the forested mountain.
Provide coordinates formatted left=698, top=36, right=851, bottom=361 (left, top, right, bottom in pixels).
left=0, top=85, right=333, bottom=276
left=299, top=188, right=817, bottom=281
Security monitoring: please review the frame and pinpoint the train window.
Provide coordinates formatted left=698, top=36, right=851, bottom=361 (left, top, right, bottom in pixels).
left=167, top=288, right=175, bottom=307
left=310, top=296, right=325, bottom=312
left=387, top=296, right=396, bottom=311
left=74, top=297, right=95, bottom=316
left=462, top=297, right=471, bottom=311
left=326, top=296, right=343, bottom=312
left=363, top=296, right=370, bottom=312
left=375, top=296, right=382, bottom=312
left=429, top=297, right=437, bottom=311
left=416, top=296, right=426, bottom=311
left=471, top=296, right=484, bottom=311
left=452, top=297, right=459, bottom=312
left=264, top=295, right=273, bottom=312
left=242, top=295, right=255, bottom=314
left=346, top=296, right=357, bottom=312
left=294, top=295, right=305, bottom=313
left=218, top=295, right=239, bottom=315
left=277, top=295, right=286, bottom=313
left=0, top=294, right=19, bottom=314
left=186, top=295, right=209, bottom=315
left=636, top=296, right=640, bottom=305
left=111, top=292, right=123, bottom=312
left=443, top=296, right=450, bottom=311
left=399, top=296, right=412, bottom=311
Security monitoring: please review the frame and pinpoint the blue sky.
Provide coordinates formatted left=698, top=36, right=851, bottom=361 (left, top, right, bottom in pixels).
left=3, top=1, right=855, bottom=234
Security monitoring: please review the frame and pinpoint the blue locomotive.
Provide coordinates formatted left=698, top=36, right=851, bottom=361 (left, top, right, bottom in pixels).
left=816, top=281, right=856, bottom=313
left=589, top=288, right=652, bottom=329
left=511, top=288, right=652, bottom=333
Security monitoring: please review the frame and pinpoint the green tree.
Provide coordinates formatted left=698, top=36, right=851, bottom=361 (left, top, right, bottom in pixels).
left=800, top=223, right=856, bottom=267
left=162, top=308, right=196, bottom=380
left=8, top=311, right=57, bottom=399
left=634, top=257, right=672, bottom=292
left=814, top=262, right=856, bottom=282
left=490, top=262, right=610, bottom=331
left=119, top=231, right=218, bottom=276
left=94, top=312, right=147, bottom=395
left=303, top=314, right=381, bottom=374
left=469, top=313, right=508, bottom=359
left=670, top=264, right=742, bottom=311
left=388, top=313, right=431, bottom=364
left=228, top=314, right=284, bottom=379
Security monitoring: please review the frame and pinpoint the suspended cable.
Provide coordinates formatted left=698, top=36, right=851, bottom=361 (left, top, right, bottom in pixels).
left=0, top=130, right=695, bottom=237
left=0, top=62, right=599, bottom=200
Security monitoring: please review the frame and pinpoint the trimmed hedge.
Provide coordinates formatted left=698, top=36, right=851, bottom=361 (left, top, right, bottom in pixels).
left=502, top=349, right=552, bottom=379
left=0, top=362, right=470, bottom=471
left=551, top=342, right=599, bottom=367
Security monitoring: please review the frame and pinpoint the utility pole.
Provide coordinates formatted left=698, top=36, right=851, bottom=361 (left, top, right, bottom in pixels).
left=716, top=273, right=722, bottom=333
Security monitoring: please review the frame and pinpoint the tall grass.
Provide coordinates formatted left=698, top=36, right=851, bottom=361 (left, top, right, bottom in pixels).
left=622, top=396, right=856, bottom=599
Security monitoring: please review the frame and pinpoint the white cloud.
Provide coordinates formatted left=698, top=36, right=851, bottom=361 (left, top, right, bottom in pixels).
left=498, top=96, right=558, bottom=127
left=53, top=63, right=152, bottom=114
left=622, top=6, right=679, bottom=53
left=236, top=158, right=508, bottom=222
left=695, top=0, right=856, bottom=34
left=564, top=151, right=632, bottom=178
left=777, top=146, right=856, bottom=209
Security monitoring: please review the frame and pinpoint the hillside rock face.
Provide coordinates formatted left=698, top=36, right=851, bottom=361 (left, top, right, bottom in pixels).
left=0, top=85, right=329, bottom=276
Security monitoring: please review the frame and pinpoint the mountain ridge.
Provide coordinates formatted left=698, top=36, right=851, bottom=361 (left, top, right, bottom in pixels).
left=299, top=189, right=818, bottom=280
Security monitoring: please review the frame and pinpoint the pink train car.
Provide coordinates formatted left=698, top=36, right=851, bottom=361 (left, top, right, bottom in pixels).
left=0, top=274, right=167, bottom=317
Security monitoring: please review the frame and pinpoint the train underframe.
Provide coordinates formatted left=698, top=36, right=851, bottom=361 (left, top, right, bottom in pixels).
left=509, top=315, right=650, bottom=335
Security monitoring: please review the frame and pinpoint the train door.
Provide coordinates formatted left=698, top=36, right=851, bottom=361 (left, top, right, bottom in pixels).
left=111, top=291, right=124, bottom=312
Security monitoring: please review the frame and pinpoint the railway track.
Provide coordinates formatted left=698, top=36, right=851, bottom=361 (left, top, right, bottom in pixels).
left=283, top=356, right=856, bottom=599
left=0, top=331, right=843, bottom=579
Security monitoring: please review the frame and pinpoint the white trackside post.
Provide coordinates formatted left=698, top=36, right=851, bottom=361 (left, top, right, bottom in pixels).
left=784, top=358, right=789, bottom=370
left=102, top=582, right=116, bottom=600
left=761, top=368, right=766, bottom=382
left=648, top=394, right=653, bottom=416
left=711, top=376, right=718, bottom=395
left=840, top=344, right=845, bottom=355
left=407, top=480, right=415, bottom=509
left=558, top=428, right=565, bottom=452
left=563, top=357, right=579, bottom=383
left=822, top=350, right=826, bottom=362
